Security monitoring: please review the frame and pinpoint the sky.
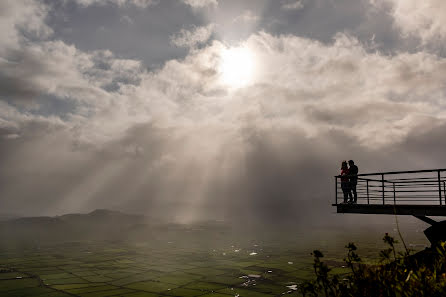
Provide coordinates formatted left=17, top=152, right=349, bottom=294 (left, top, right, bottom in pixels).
left=1, top=0, right=446, bottom=223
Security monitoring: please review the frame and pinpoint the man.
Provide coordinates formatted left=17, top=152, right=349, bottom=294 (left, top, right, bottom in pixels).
left=348, top=160, right=358, bottom=203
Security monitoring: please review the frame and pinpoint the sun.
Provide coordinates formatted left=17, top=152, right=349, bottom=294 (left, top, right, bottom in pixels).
left=219, top=46, right=255, bottom=88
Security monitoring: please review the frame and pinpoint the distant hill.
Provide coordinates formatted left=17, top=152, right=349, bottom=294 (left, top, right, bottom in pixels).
left=59, top=208, right=144, bottom=226
left=0, top=209, right=242, bottom=248
left=0, top=213, right=21, bottom=222
left=0, top=209, right=146, bottom=245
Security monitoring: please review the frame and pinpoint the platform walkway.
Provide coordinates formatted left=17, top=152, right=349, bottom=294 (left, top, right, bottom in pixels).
left=333, top=168, right=446, bottom=217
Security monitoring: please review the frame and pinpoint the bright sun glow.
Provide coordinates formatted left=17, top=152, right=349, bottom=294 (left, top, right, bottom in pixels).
left=219, top=46, right=255, bottom=88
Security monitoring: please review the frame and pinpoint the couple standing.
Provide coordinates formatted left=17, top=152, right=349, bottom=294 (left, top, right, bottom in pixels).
left=340, top=160, right=358, bottom=204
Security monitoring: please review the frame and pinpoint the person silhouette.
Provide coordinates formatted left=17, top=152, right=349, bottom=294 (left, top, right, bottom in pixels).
left=348, top=160, right=358, bottom=204
left=340, top=161, right=352, bottom=203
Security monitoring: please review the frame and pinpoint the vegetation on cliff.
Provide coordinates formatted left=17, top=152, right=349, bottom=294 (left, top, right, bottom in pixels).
left=301, top=234, right=446, bottom=297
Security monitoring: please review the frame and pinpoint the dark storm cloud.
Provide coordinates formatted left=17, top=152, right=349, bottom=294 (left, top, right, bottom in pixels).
left=0, top=48, right=67, bottom=102
left=0, top=72, right=41, bottom=101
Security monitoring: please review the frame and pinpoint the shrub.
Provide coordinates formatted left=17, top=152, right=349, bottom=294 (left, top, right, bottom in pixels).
left=300, top=234, right=446, bottom=297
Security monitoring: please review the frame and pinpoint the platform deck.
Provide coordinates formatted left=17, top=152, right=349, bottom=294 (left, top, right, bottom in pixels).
left=334, top=168, right=446, bottom=216
left=333, top=204, right=446, bottom=216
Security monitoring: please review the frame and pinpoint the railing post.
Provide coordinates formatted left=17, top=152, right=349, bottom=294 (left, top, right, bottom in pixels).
left=393, top=183, right=396, bottom=205
left=444, top=181, right=446, bottom=205
left=381, top=174, right=385, bottom=205
left=366, top=180, right=369, bottom=204
left=335, top=176, right=338, bottom=205
left=438, top=170, right=442, bottom=205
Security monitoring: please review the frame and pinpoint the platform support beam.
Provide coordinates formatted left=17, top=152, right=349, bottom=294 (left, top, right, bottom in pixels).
left=334, top=204, right=446, bottom=217
left=414, top=216, right=437, bottom=226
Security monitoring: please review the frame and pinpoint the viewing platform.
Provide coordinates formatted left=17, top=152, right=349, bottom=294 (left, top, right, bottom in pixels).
left=333, top=168, right=446, bottom=218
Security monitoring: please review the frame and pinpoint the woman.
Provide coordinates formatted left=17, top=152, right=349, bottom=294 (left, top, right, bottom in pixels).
left=340, top=161, right=352, bottom=203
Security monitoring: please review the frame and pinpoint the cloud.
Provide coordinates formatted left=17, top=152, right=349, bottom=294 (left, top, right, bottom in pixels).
left=0, top=0, right=52, bottom=53
left=74, top=0, right=157, bottom=7
left=281, top=0, right=305, bottom=11
left=170, top=24, right=215, bottom=48
left=0, top=0, right=145, bottom=142
left=0, top=41, right=143, bottom=111
left=17, top=30, right=446, bottom=149
left=233, top=10, right=260, bottom=24
left=119, top=15, right=134, bottom=25
left=372, top=0, right=446, bottom=45
left=181, top=0, right=218, bottom=8
left=4, top=17, right=446, bottom=150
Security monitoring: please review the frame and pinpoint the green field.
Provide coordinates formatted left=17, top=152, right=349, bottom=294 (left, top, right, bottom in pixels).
left=0, top=216, right=429, bottom=297
left=0, top=240, right=322, bottom=297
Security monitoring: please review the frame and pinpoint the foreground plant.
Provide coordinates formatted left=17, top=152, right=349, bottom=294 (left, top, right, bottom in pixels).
left=300, top=234, right=446, bottom=297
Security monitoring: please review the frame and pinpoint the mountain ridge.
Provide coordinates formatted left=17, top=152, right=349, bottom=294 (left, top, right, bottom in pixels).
left=0, top=209, right=147, bottom=245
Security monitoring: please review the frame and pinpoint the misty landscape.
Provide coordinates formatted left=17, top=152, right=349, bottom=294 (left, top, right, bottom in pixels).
left=2, top=0, right=446, bottom=296
left=0, top=209, right=430, bottom=296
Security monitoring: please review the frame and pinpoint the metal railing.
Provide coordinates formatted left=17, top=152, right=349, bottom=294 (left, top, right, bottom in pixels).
left=335, top=169, right=446, bottom=206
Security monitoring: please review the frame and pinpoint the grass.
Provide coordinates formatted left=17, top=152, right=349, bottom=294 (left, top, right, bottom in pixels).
left=0, top=225, right=429, bottom=297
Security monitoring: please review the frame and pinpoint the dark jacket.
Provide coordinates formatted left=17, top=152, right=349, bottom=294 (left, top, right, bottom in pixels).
left=349, top=165, right=358, bottom=182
